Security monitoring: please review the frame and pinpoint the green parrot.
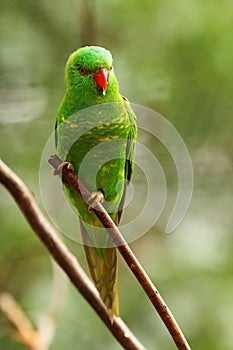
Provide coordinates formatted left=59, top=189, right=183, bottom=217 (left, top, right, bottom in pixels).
left=55, top=46, right=137, bottom=319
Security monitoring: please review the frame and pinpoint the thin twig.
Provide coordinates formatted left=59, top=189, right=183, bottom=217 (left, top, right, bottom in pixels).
left=0, top=293, right=38, bottom=350
left=72, top=0, right=97, bottom=45
left=48, top=154, right=192, bottom=350
left=0, top=264, right=66, bottom=350
left=0, top=159, right=146, bottom=350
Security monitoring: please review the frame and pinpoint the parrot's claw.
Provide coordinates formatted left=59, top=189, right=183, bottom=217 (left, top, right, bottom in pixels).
left=87, top=190, right=104, bottom=212
left=53, top=161, right=74, bottom=175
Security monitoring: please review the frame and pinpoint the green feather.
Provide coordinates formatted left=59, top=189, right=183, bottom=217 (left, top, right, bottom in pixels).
left=55, top=46, right=137, bottom=317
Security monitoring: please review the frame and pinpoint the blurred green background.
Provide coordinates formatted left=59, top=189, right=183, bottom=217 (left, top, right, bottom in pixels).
left=1, top=1, right=233, bottom=349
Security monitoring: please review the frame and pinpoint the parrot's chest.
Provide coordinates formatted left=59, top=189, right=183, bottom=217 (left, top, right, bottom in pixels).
left=56, top=103, right=133, bottom=213
left=67, top=123, right=129, bottom=203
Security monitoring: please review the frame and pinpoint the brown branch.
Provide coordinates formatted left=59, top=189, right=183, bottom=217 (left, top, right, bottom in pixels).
left=0, top=159, right=146, bottom=350
left=72, top=0, right=97, bottom=45
left=49, top=154, right=192, bottom=350
left=0, top=293, right=38, bottom=350
left=0, top=260, right=67, bottom=350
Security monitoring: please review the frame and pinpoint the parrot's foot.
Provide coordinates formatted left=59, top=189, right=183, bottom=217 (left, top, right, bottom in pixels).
left=87, top=190, right=104, bottom=212
left=53, top=161, right=74, bottom=175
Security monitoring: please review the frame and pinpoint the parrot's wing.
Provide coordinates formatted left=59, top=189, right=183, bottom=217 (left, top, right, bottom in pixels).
left=55, top=120, right=58, bottom=148
left=116, top=98, right=137, bottom=224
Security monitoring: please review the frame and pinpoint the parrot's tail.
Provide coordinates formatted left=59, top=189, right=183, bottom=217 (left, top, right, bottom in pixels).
left=80, top=221, right=119, bottom=321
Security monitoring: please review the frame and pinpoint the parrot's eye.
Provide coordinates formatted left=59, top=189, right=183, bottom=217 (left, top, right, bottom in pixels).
left=79, top=67, right=87, bottom=75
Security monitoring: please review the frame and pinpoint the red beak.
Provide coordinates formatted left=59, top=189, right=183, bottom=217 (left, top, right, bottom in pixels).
left=93, top=68, right=108, bottom=95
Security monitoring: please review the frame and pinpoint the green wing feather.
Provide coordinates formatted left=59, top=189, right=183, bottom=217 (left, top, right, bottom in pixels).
left=117, top=98, right=136, bottom=223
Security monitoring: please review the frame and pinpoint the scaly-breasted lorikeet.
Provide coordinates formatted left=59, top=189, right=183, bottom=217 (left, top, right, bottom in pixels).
left=55, top=46, right=137, bottom=319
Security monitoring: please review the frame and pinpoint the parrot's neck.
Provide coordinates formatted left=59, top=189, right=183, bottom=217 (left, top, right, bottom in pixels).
left=59, top=85, right=122, bottom=121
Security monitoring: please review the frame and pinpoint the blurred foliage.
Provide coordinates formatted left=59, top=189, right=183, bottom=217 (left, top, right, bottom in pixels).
left=0, top=0, right=233, bottom=349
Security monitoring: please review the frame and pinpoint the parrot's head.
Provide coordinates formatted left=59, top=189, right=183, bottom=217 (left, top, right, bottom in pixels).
left=65, top=46, right=119, bottom=97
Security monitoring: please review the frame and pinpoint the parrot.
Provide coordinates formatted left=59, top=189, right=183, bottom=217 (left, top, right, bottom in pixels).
left=55, top=46, right=137, bottom=320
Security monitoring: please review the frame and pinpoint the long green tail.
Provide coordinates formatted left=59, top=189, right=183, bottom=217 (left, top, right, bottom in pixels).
left=80, top=221, right=119, bottom=320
